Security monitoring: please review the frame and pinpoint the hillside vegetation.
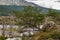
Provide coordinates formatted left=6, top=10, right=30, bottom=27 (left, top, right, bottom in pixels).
left=12, top=6, right=60, bottom=40
left=0, top=6, right=60, bottom=40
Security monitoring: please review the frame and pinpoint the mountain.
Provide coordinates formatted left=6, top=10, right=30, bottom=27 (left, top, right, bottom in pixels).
left=0, top=0, right=38, bottom=16
left=0, top=0, right=35, bottom=6
left=0, top=0, right=59, bottom=16
left=0, top=0, right=48, bottom=12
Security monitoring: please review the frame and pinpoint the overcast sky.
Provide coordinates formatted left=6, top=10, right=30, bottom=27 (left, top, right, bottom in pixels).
left=25, top=0, right=60, bottom=10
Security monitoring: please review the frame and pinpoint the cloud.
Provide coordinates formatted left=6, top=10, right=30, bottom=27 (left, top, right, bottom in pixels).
left=25, top=0, right=60, bottom=10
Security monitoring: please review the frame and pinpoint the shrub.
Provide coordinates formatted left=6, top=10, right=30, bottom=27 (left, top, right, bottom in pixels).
left=0, top=36, right=7, bottom=40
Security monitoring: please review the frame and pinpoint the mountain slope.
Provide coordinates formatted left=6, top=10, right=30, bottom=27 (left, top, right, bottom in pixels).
left=0, top=0, right=35, bottom=6
left=0, top=0, right=59, bottom=16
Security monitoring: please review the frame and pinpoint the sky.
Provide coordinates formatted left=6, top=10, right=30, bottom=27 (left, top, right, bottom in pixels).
left=25, top=0, right=60, bottom=10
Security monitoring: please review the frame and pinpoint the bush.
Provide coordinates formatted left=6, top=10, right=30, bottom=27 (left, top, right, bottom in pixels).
left=0, top=36, right=7, bottom=40
left=51, top=32, right=60, bottom=39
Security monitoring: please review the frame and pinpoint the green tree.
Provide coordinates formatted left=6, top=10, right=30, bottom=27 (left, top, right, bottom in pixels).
left=47, top=9, right=60, bottom=19
left=13, top=6, right=45, bottom=28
